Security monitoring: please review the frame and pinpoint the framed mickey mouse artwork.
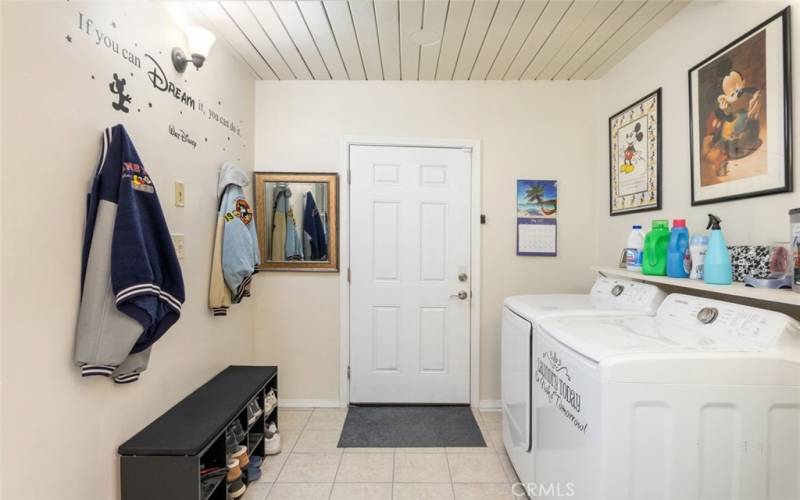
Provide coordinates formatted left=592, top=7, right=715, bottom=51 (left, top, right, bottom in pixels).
left=688, top=7, right=792, bottom=205
left=608, top=88, right=662, bottom=216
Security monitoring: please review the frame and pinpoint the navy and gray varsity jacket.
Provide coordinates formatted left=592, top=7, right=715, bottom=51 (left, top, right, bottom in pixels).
left=75, top=125, right=184, bottom=381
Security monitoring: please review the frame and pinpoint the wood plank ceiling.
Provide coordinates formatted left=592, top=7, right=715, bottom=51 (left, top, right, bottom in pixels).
left=189, top=0, right=689, bottom=80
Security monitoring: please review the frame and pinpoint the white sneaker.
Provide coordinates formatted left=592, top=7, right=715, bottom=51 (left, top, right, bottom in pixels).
left=246, top=405, right=257, bottom=427
left=265, top=422, right=278, bottom=438
left=246, top=399, right=262, bottom=426
left=265, top=431, right=281, bottom=455
left=264, top=390, right=278, bottom=414
left=252, top=399, right=263, bottom=419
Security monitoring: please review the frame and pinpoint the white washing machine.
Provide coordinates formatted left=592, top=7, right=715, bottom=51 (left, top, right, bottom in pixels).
left=501, top=276, right=665, bottom=487
left=532, top=293, right=800, bottom=500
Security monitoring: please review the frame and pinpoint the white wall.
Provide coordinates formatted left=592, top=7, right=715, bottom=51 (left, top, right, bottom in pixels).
left=1, top=3, right=255, bottom=499
left=0, top=3, right=4, bottom=495
left=252, top=81, right=598, bottom=405
left=594, top=0, right=799, bottom=267
left=7, top=1, right=797, bottom=496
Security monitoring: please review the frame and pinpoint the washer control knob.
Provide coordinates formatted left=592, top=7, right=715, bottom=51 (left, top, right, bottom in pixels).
left=697, top=307, right=719, bottom=324
left=611, top=285, right=625, bottom=296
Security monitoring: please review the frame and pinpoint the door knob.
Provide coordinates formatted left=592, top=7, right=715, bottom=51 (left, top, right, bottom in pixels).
left=450, top=291, right=468, bottom=300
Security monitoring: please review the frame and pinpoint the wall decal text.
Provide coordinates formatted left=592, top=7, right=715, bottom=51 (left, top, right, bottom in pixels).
left=145, top=54, right=196, bottom=110
left=74, top=11, right=245, bottom=149
left=168, top=124, right=197, bottom=149
left=79, top=12, right=141, bottom=68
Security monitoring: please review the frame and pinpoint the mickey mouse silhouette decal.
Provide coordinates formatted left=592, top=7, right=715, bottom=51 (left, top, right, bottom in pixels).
left=109, top=73, right=131, bottom=113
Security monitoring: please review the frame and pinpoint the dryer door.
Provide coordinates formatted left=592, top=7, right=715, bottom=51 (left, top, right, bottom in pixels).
left=501, top=307, right=534, bottom=483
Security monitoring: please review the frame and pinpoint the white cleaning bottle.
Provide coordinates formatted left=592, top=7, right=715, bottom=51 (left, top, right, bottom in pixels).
left=624, top=225, right=645, bottom=272
left=689, top=234, right=708, bottom=280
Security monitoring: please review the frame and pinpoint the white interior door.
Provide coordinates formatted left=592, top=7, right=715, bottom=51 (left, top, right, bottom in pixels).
left=349, top=145, right=472, bottom=404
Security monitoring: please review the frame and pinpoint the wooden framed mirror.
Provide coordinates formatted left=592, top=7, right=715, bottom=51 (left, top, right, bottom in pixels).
left=253, top=172, right=339, bottom=272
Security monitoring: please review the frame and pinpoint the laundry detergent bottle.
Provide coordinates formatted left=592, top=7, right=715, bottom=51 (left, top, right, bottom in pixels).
left=667, top=219, right=690, bottom=278
left=642, top=219, right=670, bottom=276
left=624, top=225, right=645, bottom=272
left=703, top=214, right=732, bottom=285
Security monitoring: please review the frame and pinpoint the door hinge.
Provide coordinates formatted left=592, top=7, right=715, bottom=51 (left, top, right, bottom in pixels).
left=347, top=365, right=351, bottom=380
left=347, top=267, right=351, bottom=283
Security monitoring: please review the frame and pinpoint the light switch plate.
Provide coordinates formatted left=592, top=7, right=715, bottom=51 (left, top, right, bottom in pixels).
left=174, top=181, right=185, bottom=207
left=172, top=234, right=185, bottom=259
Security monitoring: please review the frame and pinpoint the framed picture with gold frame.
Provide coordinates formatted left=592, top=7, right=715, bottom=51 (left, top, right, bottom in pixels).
left=688, top=7, right=792, bottom=205
left=253, top=172, right=339, bottom=272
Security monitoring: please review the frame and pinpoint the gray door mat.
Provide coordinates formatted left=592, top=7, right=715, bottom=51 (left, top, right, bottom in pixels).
left=337, top=405, right=487, bottom=448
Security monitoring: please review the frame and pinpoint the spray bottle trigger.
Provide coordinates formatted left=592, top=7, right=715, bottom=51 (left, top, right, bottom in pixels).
left=707, top=214, right=722, bottom=230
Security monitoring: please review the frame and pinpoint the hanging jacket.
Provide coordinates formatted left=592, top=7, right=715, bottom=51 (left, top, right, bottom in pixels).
left=75, top=124, right=184, bottom=382
left=208, top=213, right=231, bottom=315
left=270, top=187, right=287, bottom=262
left=209, top=163, right=260, bottom=314
left=271, top=185, right=303, bottom=261
left=303, top=192, right=328, bottom=260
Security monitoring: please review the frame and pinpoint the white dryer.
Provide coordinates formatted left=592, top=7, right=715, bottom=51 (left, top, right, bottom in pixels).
left=501, top=276, right=665, bottom=487
left=532, top=293, right=800, bottom=500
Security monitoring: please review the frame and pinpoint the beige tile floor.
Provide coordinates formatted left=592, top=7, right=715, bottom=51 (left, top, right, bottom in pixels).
left=241, top=408, right=524, bottom=500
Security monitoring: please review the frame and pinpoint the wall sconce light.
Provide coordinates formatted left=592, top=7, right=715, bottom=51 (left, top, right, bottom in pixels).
left=172, top=26, right=216, bottom=73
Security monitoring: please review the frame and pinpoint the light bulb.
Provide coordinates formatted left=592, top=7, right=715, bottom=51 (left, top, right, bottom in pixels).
left=185, top=26, right=215, bottom=58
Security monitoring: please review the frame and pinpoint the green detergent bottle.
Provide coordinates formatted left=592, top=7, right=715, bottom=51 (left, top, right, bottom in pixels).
left=642, top=219, right=670, bottom=276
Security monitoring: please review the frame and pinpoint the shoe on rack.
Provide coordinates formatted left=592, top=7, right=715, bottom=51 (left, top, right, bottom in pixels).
left=244, top=462, right=262, bottom=483
left=264, top=389, right=278, bottom=414
left=264, top=424, right=281, bottom=456
left=228, top=476, right=246, bottom=499
left=201, top=465, right=226, bottom=478
left=246, top=398, right=263, bottom=426
left=201, top=474, right=224, bottom=498
left=249, top=455, right=263, bottom=468
left=229, top=420, right=246, bottom=443
left=250, top=398, right=263, bottom=419
left=226, top=459, right=242, bottom=483
left=246, top=404, right=257, bottom=427
left=225, top=428, right=239, bottom=455
left=201, top=464, right=226, bottom=497
left=232, top=445, right=250, bottom=469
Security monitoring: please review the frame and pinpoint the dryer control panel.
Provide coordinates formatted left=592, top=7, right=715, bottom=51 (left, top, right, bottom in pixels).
left=589, top=277, right=666, bottom=314
left=657, top=294, right=800, bottom=348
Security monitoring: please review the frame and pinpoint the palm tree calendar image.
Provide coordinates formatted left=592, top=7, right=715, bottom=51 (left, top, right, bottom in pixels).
left=516, top=179, right=557, bottom=257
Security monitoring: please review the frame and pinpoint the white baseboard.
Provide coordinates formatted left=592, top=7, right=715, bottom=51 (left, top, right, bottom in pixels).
left=281, top=398, right=498, bottom=410
left=478, top=400, right=501, bottom=410
left=279, top=399, right=344, bottom=409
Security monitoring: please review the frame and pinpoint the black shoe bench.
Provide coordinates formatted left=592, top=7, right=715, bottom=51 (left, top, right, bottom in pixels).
left=118, top=365, right=278, bottom=500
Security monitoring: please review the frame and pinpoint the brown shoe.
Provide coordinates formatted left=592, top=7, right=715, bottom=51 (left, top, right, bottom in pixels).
left=226, top=459, right=242, bottom=483
left=232, top=445, right=249, bottom=469
left=228, top=477, right=246, bottom=498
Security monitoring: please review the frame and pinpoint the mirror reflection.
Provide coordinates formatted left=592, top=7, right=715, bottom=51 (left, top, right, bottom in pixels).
left=253, top=172, right=338, bottom=272
left=265, top=181, right=329, bottom=262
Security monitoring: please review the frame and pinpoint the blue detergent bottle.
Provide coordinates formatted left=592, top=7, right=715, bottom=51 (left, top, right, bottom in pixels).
left=667, top=219, right=690, bottom=278
left=703, top=214, right=732, bottom=285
